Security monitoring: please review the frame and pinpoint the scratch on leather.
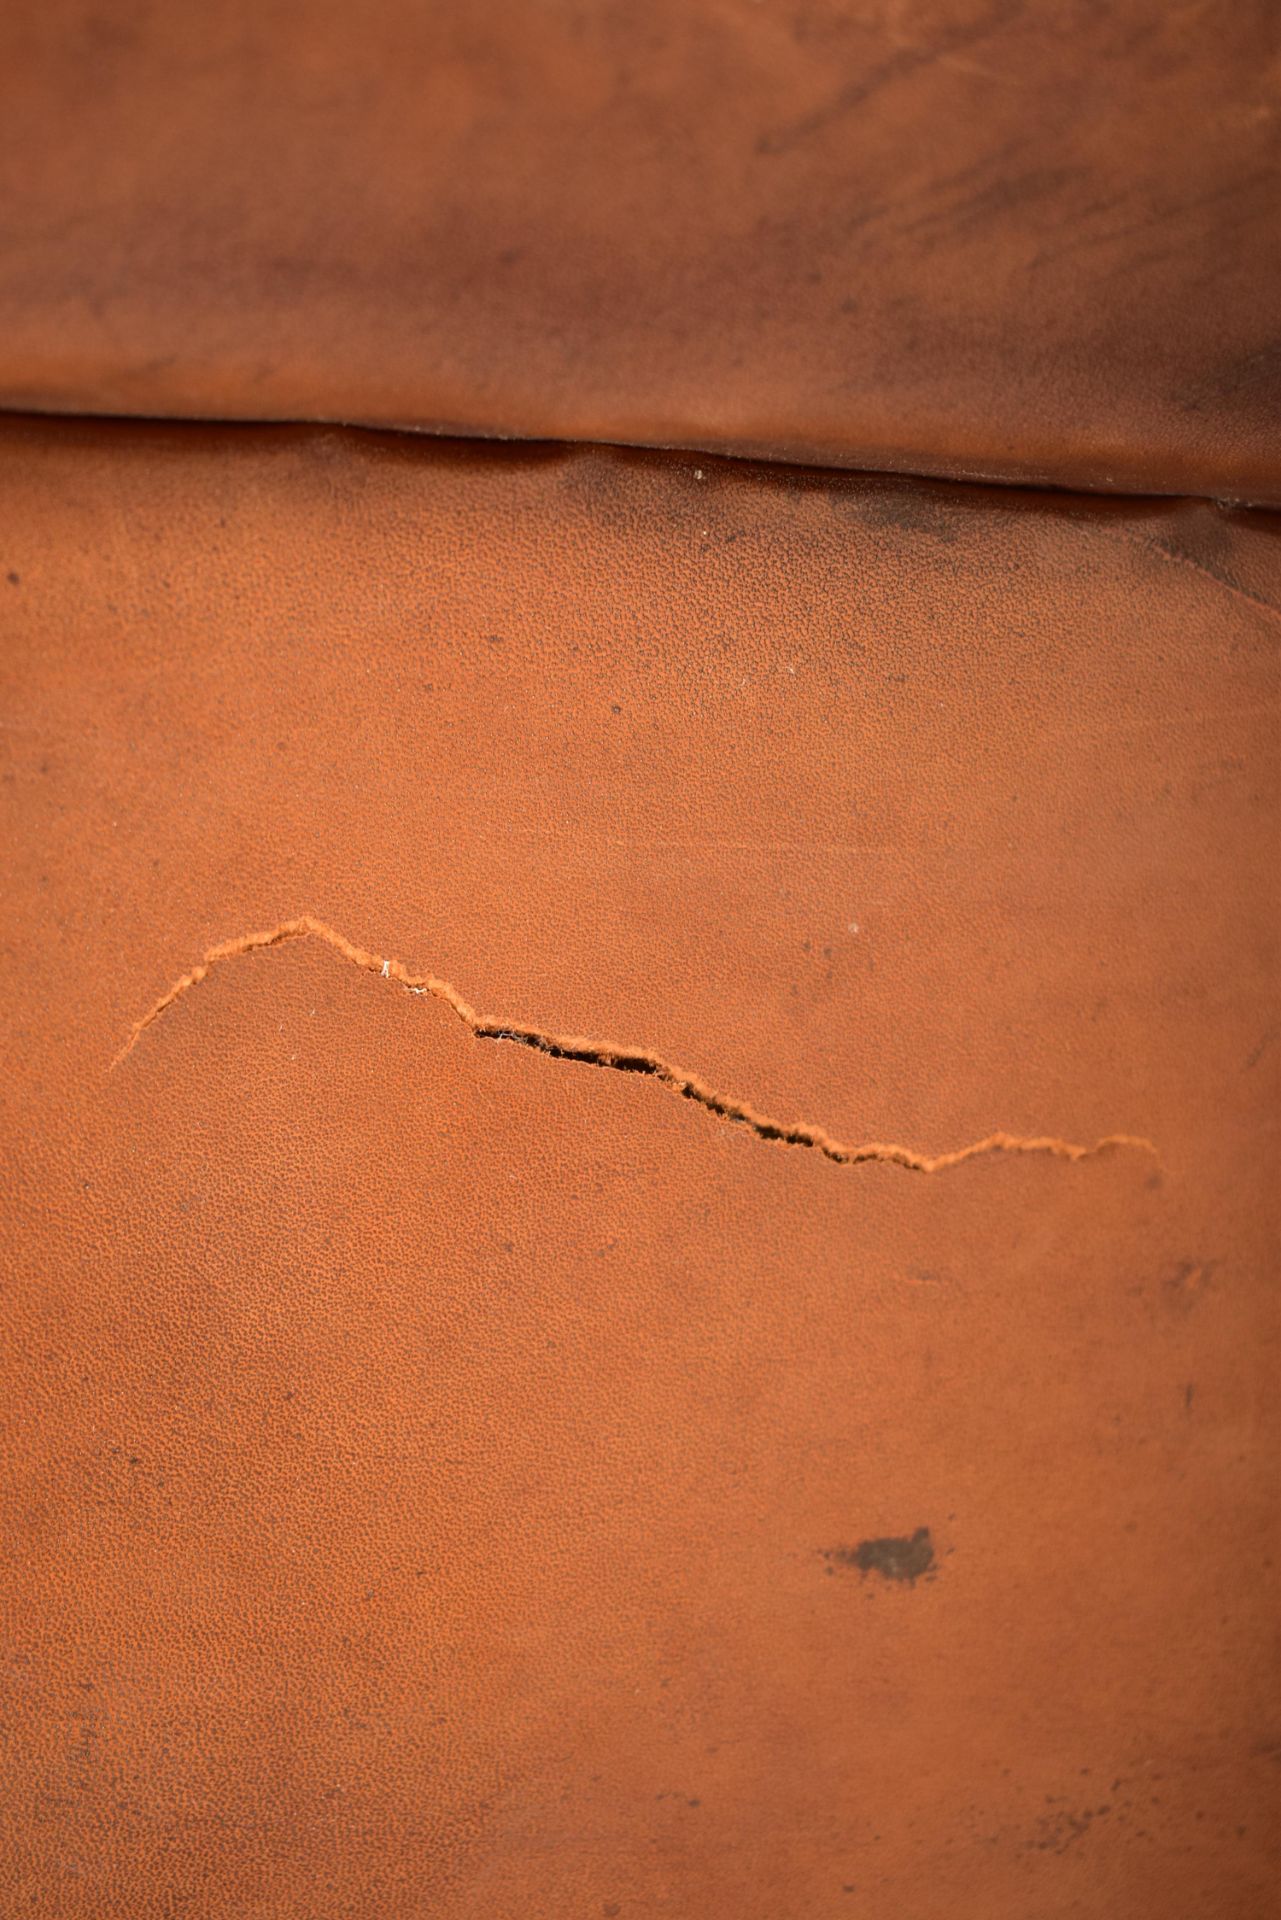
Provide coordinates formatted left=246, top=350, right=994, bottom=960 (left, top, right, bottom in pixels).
left=111, top=916, right=1156, bottom=1175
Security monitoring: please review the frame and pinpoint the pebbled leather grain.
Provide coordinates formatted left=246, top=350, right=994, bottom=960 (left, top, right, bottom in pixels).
left=0, top=1, right=1278, bottom=500
left=1, top=417, right=1277, bottom=1916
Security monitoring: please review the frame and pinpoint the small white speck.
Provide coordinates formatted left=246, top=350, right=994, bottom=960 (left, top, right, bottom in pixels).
left=694, top=468, right=704, bottom=480
left=381, top=959, right=390, bottom=978
left=848, top=922, right=859, bottom=934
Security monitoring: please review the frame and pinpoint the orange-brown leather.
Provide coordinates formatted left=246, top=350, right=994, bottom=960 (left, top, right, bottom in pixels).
left=2, top=416, right=1277, bottom=1916
left=1, top=1, right=1278, bottom=501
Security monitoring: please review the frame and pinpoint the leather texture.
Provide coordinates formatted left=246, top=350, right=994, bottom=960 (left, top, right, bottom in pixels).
left=2, top=416, right=1277, bottom=1916
left=1, top=0, right=1278, bottom=501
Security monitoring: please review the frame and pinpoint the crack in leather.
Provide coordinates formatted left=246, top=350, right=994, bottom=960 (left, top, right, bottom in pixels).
left=112, top=915, right=1157, bottom=1176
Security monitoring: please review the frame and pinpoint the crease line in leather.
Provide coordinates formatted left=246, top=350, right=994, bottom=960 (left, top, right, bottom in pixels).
left=1120, top=532, right=1281, bottom=627
left=111, top=916, right=1158, bottom=1177
left=2, top=402, right=1277, bottom=513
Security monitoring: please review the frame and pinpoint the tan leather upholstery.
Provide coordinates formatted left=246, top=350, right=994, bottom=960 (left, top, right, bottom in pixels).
left=2, top=417, right=1277, bottom=1915
left=1, top=1, right=1278, bottom=499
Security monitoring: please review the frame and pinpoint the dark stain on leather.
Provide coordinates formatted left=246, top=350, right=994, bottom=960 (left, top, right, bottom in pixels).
left=822, top=1528, right=936, bottom=1586
left=832, top=478, right=962, bottom=543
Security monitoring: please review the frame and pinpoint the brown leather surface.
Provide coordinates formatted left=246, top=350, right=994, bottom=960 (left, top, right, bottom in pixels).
left=2, top=1, right=1279, bottom=501
left=2, top=416, right=1277, bottom=1915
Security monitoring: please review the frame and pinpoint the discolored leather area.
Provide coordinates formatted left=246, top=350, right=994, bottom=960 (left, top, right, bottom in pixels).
left=1, top=1, right=1278, bottom=500
left=1, top=418, right=1277, bottom=1915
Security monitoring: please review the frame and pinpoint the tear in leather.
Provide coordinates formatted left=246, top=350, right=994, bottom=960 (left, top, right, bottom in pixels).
left=113, top=916, right=1157, bottom=1176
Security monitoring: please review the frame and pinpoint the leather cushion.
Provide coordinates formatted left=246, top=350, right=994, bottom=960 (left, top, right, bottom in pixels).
left=1, top=417, right=1278, bottom=1914
left=1, top=1, right=1278, bottom=499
